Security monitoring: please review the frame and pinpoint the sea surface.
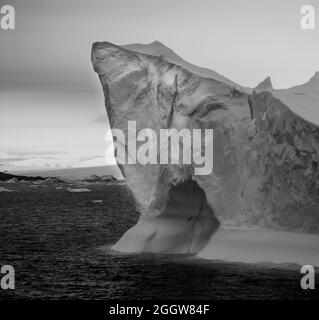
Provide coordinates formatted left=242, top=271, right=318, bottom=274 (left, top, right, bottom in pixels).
left=0, top=181, right=318, bottom=300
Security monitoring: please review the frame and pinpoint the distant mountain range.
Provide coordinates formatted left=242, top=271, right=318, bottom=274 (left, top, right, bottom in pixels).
left=4, top=165, right=123, bottom=180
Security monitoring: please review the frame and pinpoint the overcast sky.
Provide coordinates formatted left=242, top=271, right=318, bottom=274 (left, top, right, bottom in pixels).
left=1, top=0, right=318, bottom=169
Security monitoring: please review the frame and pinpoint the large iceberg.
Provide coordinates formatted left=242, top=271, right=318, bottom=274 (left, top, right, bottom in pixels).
left=91, top=41, right=319, bottom=254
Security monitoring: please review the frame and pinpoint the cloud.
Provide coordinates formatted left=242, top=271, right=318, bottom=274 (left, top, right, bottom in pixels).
left=0, top=150, right=69, bottom=164
left=79, top=155, right=105, bottom=161
left=6, top=150, right=67, bottom=156
left=0, top=157, right=30, bottom=163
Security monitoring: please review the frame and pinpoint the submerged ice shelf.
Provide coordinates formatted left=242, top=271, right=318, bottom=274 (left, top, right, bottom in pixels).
left=198, top=228, right=319, bottom=267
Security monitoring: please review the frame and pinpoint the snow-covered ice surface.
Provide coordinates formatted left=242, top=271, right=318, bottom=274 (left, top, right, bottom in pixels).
left=198, top=228, right=319, bottom=268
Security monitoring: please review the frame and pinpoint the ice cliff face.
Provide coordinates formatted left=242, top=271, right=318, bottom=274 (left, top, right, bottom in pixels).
left=91, top=41, right=319, bottom=253
left=247, top=92, right=319, bottom=231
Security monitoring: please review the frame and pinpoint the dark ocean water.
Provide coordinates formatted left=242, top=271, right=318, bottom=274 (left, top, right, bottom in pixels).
left=0, top=182, right=318, bottom=300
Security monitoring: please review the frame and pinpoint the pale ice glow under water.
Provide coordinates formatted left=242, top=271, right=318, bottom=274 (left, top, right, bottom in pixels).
left=198, top=228, right=319, bottom=267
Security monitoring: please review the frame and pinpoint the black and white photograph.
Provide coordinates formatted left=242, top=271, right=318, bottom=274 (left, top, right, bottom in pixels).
left=0, top=0, right=318, bottom=317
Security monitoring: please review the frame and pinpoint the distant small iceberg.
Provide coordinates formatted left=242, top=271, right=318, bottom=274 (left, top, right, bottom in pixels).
left=0, top=187, right=14, bottom=192
left=67, top=187, right=91, bottom=193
